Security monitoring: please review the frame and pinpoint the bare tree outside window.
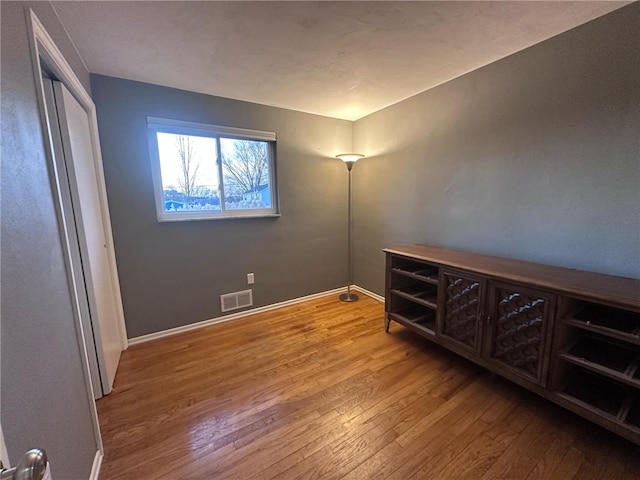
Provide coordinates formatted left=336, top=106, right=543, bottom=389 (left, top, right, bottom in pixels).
left=221, top=139, right=269, bottom=198
left=175, top=135, right=200, bottom=202
left=156, top=132, right=220, bottom=213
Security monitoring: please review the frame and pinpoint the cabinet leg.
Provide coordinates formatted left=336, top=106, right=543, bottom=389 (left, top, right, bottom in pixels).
left=384, top=314, right=391, bottom=333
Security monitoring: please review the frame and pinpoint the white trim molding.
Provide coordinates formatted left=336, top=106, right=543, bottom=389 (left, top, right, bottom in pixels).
left=0, top=424, right=10, bottom=469
left=89, top=450, right=103, bottom=480
left=147, top=116, right=276, bottom=141
left=352, top=284, right=385, bottom=303
left=129, top=286, right=383, bottom=345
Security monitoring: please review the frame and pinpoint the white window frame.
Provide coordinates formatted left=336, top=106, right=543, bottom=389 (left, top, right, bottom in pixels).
left=147, top=117, right=279, bottom=221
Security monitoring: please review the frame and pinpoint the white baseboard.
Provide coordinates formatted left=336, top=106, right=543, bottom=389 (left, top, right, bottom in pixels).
left=128, top=286, right=384, bottom=345
left=89, top=450, right=102, bottom=480
left=130, top=286, right=372, bottom=345
left=352, top=284, right=385, bottom=303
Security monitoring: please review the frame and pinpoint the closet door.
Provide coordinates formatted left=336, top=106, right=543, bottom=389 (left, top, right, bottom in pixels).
left=47, top=80, right=122, bottom=395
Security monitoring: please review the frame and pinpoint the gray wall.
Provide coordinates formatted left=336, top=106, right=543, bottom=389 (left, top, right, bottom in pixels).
left=1, top=2, right=98, bottom=478
left=91, top=75, right=352, bottom=338
left=353, top=4, right=640, bottom=295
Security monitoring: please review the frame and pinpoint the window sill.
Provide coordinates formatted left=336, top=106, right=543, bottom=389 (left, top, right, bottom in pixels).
left=157, top=213, right=281, bottom=222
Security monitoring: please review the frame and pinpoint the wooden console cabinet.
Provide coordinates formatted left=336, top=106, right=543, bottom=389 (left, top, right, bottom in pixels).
left=384, top=244, right=640, bottom=445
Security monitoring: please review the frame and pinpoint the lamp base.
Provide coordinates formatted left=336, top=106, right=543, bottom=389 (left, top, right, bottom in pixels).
left=339, top=292, right=359, bottom=302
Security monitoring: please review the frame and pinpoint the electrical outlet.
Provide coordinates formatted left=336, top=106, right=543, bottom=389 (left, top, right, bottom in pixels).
left=247, top=273, right=255, bottom=285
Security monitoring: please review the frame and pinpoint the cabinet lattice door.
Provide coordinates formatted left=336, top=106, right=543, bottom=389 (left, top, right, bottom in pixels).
left=486, top=286, right=553, bottom=384
left=439, top=271, right=484, bottom=354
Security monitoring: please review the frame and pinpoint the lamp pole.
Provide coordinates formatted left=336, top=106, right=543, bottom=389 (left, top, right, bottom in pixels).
left=336, top=153, right=364, bottom=303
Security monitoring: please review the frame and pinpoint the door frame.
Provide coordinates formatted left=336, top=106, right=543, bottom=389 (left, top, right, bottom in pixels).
left=25, top=8, right=129, bottom=454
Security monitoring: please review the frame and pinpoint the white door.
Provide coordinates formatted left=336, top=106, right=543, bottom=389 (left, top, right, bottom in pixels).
left=47, top=80, right=122, bottom=395
left=0, top=423, right=9, bottom=469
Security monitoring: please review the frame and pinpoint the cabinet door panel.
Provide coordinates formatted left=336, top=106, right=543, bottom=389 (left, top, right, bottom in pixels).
left=486, top=283, right=555, bottom=385
left=438, top=270, right=485, bottom=355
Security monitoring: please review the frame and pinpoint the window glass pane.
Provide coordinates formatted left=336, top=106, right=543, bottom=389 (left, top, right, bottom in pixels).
left=220, top=138, right=272, bottom=210
left=156, top=132, right=220, bottom=213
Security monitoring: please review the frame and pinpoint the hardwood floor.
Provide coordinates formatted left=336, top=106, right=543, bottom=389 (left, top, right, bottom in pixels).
left=97, top=294, right=640, bottom=480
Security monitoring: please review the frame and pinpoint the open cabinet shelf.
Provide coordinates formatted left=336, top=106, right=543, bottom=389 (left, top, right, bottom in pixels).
left=390, top=266, right=439, bottom=285
left=388, top=307, right=437, bottom=335
left=553, top=298, right=640, bottom=443
left=559, top=334, right=640, bottom=388
left=565, top=304, right=640, bottom=345
left=557, top=367, right=629, bottom=418
left=386, top=253, right=440, bottom=335
left=390, top=285, right=438, bottom=310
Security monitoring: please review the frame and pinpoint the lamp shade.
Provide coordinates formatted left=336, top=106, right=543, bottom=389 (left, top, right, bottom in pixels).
left=336, top=153, right=364, bottom=163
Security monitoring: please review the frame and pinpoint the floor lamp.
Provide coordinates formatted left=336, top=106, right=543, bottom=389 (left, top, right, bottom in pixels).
left=336, top=153, right=364, bottom=302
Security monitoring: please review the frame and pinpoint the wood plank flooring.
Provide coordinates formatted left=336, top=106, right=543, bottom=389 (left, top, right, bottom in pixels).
left=97, top=294, right=639, bottom=479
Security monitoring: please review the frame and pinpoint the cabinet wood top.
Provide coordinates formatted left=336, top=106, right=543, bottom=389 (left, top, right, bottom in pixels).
left=384, top=244, right=640, bottom=310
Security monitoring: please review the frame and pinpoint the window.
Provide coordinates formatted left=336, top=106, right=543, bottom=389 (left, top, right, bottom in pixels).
left=147, top=117, right=278, bottom=221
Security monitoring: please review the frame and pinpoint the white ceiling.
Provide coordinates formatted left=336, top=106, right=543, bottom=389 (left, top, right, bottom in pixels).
left=53, top=1, right=628, bottom=121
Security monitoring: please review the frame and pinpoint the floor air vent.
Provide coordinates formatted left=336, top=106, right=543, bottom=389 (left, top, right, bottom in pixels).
left=221, top=289, right=253, bottom=312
